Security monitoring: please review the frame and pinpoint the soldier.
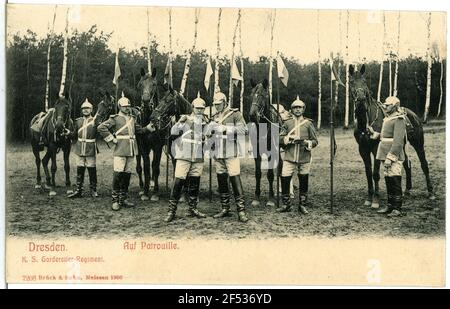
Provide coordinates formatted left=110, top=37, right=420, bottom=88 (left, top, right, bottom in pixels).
left=207, top=92, right=249, bottom=223
left=164, top=94, right=208, bottom=222
left=277, top=96, right=318, bottom=214
left=68, top=99, right=98, bottom=198
left=98, top=93, right=145, bottom=211
left=376, top=96, right=406, bottom=217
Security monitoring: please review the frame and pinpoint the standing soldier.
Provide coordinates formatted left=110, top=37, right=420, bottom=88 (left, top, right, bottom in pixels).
left=277, top=96, right=318, bottom=214
left=376, top=96, right=406, bottom=217
left=68, top=99, right=98, bottom=198
left=98, top=93, right=145, bottom=211
left=164, top=94, right=208, bottom=222
left=207, top=92, right=249, bottom=223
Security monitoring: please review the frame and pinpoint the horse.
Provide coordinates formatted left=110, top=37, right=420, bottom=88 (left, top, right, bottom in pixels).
left=145, top=84, right=193, bottom=200
left=30, top=94, right=73, bottom=196
left=135, top=67, right=160, bottom=201
left=348, top=64, right=435, bottom=208
left=248, top=79, right=284, bottom=207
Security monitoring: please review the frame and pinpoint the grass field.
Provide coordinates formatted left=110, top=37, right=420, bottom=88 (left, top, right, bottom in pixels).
left=5, top=127, right=445, bottom=239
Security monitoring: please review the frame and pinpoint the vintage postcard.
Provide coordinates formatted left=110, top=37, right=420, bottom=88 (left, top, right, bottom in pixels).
left=4, top=2, right=446, bottom=286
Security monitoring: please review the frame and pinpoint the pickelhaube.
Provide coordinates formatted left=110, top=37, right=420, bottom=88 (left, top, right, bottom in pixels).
left=117, top=92, right=131, bottom=107
left=384, top=96, right=400, bottom=106
left=80, top=98, right=93, bottom=109
left=192, top=92, right=206, bottom=108
left=213, top=92, right=227, bottom=105
left=291, top=95, right=306, bottom=108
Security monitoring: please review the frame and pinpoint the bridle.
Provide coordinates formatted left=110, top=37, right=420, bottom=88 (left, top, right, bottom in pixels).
left=352, top=85, right=385, bottom=136
left=251, top=89, right=283, bottom=129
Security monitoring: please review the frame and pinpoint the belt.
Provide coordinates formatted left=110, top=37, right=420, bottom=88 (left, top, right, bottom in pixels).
left=182, top=138, right=202, bottom=145
left=116, top=135, right=136, bottom=140
left=78, top=138, right=96, bottom=143
left=380, top=138, right=393, bottom=142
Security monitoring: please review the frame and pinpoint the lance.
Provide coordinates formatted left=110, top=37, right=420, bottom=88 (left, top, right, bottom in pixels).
left=276, top=51, right=280, bottom=207
left=209, top=71, right=213, bottom=202
left=330, top=54, right=335, bottom=214
left=166, top=8, right=173, bottom=191
left=229, top=9, right=241, bottom=107
left=44, top=5, right=57, bottom=111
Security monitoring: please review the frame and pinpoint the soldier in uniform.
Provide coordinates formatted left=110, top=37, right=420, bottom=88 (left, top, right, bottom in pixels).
left=164, top=94, right=209, bottom=223
left=98, top=93, right=145, bottom=211
left=277, top=96, right=318, bottom=214
left=207, top=92, right=249, bottom=223
left=376, top=96, right=406, bottom=217
left=68, top=99, right=98, bottom=198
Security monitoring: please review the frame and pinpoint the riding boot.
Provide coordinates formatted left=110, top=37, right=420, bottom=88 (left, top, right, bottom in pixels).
left=111, top=172, right=121, bottom=211
left=276, top=176, right=292, bottom=212
left=164, top=178, right=185, bottom=222
left=213, top=173, right=232, bottom=219
left=186, top=176, right=206, bottom=218
left=230, top=175, right=249, bottom=223
left=68, top=166, right=85, bottom=198
left=298, top=174, right=309, bottom=214
left=388, top=176, right=403, bottom=217
left=122, top=172, right=135, bottom=208
left=87, top=167, right=98, bottom=197
left=378, top=177, right=395, bottom=214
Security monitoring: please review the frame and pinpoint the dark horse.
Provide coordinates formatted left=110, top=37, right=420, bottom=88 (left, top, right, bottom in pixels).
left=349, top=64, right=435, bottom=208
left=135, top=67, right=161, bottom=201
left=248, top=79, right=284, bottom=207
left=145, top=84, right=193, bottom=199
left=30, top=95, right=73, bottom=196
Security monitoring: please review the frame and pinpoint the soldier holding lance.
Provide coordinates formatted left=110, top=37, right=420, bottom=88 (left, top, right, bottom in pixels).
left=164, top=93, right=208, bottom=223
left=206, top=92, right=249, bottom=223
left=278, top=96, right=318, bottom=214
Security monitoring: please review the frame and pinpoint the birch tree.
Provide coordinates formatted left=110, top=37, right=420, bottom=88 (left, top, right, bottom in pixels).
left=147, top=8, right=151, bottom=73
left=424, top=12, right=432, bottom=122
left=228, top=9, right=241, bottom=106
left=317, top=10, right=322, bottom=129
left=45, top=5, right=57, bottom=111
left=239, top=16, right=244, bottom=113
left=344, top=10, right=350, bottom=129
left=58, top=7, right=70, bottom=98
left=180, top=8, right=200, bottom=96
left=214, top=8, right=222, bottom=93
left=393, top=11, right=401, bottom=97
left=377, top=12, right=386, bottom=102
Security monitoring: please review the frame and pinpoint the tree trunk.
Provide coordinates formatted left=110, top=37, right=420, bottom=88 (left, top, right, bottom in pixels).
left=268, top=10, right=276, bottom=106
left=147, top=8, right=152, bottom=74
left=377, top=12, right=386, bottom=102
left=59, top=8, right=69, bottom=97
left=393, top=11, right=401, bottom=97
left=388, top=56, right=392, bottom=96
left=228, top=9, right=241, bottom=107
left=180, top=9, right=199, bottom=96
left=45, top=5, right=57, bottom=111
left=214, top=8, right=222, bottom=93
left=317, top=10, right=322, bottom=129
left=239, top=17, right=244, bottom=113
left=344, top=10, right=349, bottom=129
left=424, top=12, right=432, bottom=122
left=437, top=59, right=444, bottom=117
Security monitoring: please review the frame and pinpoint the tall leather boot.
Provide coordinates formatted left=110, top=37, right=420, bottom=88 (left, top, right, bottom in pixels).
left=111, top=172, right=121, bottom=211
left=213, top=173, right=232, bottom=219
left=87, top=167, right=98, bottom=197
left=230, top=175, right=249, bottom=223
left=378, top=177, right=395, bottom=214
left=388, top=176, right=403, bottom=217
left=276, top=176, right=292, bottom=212
left=122, top=172, right=135, bottom=208
left=68, top=166, right=85, bottom=198
left=298, top=174, right=309, bottom=214
left=187, top=176, right=206, bottom=218
left=164, top=178, right=185, bottom=222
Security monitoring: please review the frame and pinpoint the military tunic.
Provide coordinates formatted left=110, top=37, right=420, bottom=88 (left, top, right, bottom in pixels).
left=72, top=115, right=97, bottom=167
left=207, top=107, right=248, bottom=176
left=279, top=115, right=318, bottom=176
left=376, top=110, right=406, bottom=177
left=171, top=113, right=207, bottom=179
left=98, top=112, right=142, bottom=173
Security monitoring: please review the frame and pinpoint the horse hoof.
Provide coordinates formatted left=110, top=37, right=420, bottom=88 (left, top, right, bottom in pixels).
left=150, top=195, right=160, bottom=202
left=428, top=194, right=436, bottom=201
left=141, top=195, right=149, bottom=201
left=49, top=191, right=57, bottom=197
left=251, top=200, right=260, bottom=207
left=66, top=190, right=74, bottom=195
left=34, top=184, right=42, bottom=189
left=138, top=191, right=145, bottom=197
left=266, top=200, right=275, bottom=207
left=364, top=200, right=372, bottom=207
left=371, top=202, right=380, bottom=209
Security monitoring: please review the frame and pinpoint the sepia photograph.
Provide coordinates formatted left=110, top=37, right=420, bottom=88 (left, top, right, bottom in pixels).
left=3, top=0, right=447, bottom=286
